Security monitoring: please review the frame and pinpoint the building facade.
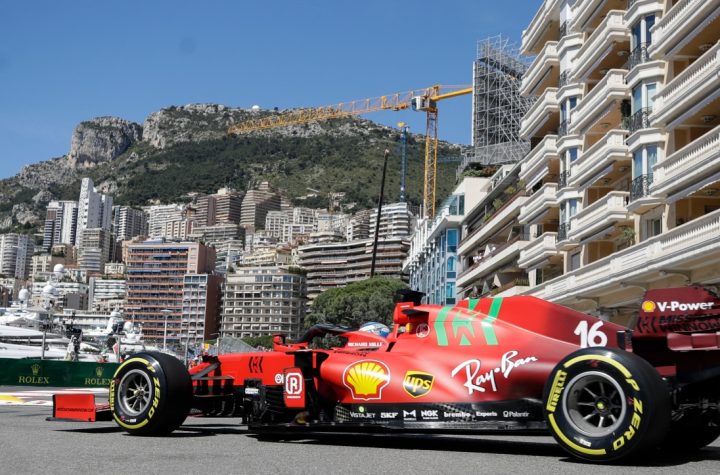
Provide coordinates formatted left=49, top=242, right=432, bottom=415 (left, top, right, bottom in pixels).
left=0, top=233, right=34, bottom=279
left=487, top=0, right=720, bottom=323
left=125, top=241, right=218, bottom=346
left=240, top=182, right=281, bottom=230
left=220, top=266, right=306, bottom=339
left=75, top=178, right=113, bottom=246
left=112, top=206, right=148, bottom=242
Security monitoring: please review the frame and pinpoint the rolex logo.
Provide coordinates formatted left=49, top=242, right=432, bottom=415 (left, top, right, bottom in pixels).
left=95, top=366, right=104, bottom=378
left=31, top=363, right=40, bottom=376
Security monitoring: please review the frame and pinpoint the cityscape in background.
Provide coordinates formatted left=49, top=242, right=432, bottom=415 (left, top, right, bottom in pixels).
left=2, top=0, right=719, bottom=350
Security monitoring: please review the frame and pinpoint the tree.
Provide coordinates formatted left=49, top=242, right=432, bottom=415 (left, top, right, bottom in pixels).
left=242, top=335, right=274, bottom=349
left=305, top=277, right=408, bottom=329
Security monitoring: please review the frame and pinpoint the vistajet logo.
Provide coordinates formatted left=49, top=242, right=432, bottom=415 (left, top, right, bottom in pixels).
left=642, top=300, right=715, bottom=312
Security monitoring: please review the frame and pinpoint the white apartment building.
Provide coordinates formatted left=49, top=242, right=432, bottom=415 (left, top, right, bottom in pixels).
left=0, top=234, right=34, bottom=279
left=146, top=204, right=184, bottom=238
left=479, top=0, right=720, bottom=323
left=75, top=178, right=113, bottom=245
left=43, top=200, right=78, bottom=250
left=112, top=206, right=148, bottom=242
left=88, top=277, right=127, bottom=312
left=220, top=266, right=306, bottom=339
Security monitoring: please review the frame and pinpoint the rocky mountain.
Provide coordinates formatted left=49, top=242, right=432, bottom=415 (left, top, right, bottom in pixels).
left=0, top=104, right=462, bottom=237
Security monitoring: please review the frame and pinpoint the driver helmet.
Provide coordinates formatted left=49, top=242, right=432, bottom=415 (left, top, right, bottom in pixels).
left=359, top=322, right=390, bottom=338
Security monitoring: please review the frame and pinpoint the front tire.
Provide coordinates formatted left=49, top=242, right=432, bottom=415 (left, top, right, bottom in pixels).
left=543, top=347, right=670, bottom=462
left=110, top=352, right=192, bottom=436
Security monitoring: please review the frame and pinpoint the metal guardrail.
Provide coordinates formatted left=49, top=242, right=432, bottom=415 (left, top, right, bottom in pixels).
left=629, top=107, right=653, bottom=134
left=630, top=174, right=654, bottom=201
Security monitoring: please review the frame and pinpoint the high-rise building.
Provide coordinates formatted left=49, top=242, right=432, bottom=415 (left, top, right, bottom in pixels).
left=125, top=241, right=218, bottom=345
left=220, top=266, right=306, bottom=339
left=265, top=211, right=289, bottom=240
left=112, top=206, right=148, bottom=242
left=42, top=201, right=78, bottom=250
left=182, top=273, right=224, bottom=344
left=0, top=234, right=34, bottom=279
left=194, top=188, right=244, bottom=226
left=146, top=204, right=184, bottom=238
left=369, top=202, right=414, bottom=240
left=190, top=223, right=244, bottom=245
left=75, top=178, right=113, bottom=246
left=458, top=0, right=720, bottom=323
left=241, top=182, right=281, bottom=229
left=346, top=210, right=372, bottom=241
left=78, top=228, right=111, bottom=274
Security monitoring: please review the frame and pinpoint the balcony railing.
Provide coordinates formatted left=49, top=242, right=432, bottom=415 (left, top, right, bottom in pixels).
left=652, top=124, right=720, bottom=196
left=569, top=129, right=629, bottom=188
left=629, top=107, right=652, bottom=134
left=569, top=70, right=628, bottom=133
left=559, top=170, right=571, bottom=189
left=559, top=20, right=568, bottom=39
left=630, top=174, right=653, bottom=201
left=652, top=41, right=720, bottom=124
left=626, top=43, right=650, bottom=70
left=558, top=222, right=570, bottom=241
left=558, top=120, right=569, bottom=137
left=559, top=70, right=570, bottom=89
left=529, top=208, right=720, bottom=302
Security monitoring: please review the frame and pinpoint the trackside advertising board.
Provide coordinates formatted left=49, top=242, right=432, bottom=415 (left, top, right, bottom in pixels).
left=0, top=358, right=119, bottom=387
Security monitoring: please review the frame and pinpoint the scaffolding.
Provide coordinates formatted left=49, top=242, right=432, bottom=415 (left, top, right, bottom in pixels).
left=459, top=35, right=536, bottom=175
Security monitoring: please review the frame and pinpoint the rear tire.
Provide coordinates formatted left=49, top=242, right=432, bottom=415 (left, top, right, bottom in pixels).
left=543, top=347, right=670, bottom=462
left=110, top=352, right=192, bottom=436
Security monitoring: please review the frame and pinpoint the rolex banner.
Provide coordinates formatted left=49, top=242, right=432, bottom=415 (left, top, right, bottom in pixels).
left=0, top=358, right=119, bottom=388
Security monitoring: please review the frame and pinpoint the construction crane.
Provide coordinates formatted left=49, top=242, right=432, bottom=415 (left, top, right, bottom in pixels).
left=228, top=85, right=472, bottom=218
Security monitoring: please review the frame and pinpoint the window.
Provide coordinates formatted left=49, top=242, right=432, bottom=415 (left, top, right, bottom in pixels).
left=646, top=217, right=661, bottom=238
left=446, top=229, right=458, bottom=253
left=632, top=82, right=656, bottom=112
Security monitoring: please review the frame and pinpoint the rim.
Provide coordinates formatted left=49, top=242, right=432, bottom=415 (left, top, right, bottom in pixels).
left=562, top=371, right=627, bottom=438
left=117, top=369, right=153, bottom=416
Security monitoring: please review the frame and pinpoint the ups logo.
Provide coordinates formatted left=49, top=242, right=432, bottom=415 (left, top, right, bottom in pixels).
left=403, top=371, right=434, bottom=398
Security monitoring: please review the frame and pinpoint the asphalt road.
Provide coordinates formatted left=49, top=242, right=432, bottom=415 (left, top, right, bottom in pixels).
left=1, top=387, right=719, bottom=475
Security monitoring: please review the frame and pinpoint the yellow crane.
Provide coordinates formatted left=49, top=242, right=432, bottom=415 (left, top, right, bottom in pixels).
left=228, top=85, right=472, bottom=218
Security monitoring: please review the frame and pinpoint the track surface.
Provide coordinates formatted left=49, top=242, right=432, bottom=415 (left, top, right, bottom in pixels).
left=1, top=387, right=719, bottom=474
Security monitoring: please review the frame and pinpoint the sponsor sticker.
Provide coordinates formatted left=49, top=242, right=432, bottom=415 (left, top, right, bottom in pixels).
left=343, top=360, right=391, bottom=401
left=415, top=323, right=430, bottom=338
left=451, top=350, right=538, bottom=394
left=403, top=371, right=434, bottom=398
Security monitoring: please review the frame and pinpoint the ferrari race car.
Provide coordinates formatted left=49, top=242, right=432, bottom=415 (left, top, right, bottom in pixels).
left=53, top=287, right=720, bottom=462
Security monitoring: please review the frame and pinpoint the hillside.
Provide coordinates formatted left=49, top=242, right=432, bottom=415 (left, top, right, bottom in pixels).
left=0, top=104, right=462, bottom=237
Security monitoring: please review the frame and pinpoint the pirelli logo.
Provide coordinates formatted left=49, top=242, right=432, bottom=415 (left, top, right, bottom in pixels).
left=545, top=370, right=567, bottom=413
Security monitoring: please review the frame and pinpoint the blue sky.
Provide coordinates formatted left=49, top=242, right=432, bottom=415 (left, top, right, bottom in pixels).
left=0, top=0, right=540, bottom=179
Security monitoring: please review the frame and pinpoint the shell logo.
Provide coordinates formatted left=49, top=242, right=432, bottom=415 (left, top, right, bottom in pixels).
left=641, top=300, right=656, bottom=312
left=343, top=360, right=390, bottom=400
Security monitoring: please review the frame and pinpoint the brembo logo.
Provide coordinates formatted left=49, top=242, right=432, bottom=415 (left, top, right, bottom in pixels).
left=642, top=300, right=715, bottom=312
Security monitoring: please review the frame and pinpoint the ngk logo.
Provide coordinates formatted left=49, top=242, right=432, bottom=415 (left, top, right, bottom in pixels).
left=642, top=300, right=715, bottom=312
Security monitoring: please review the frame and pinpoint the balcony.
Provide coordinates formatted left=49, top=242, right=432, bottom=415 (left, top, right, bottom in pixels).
left=528, top=209, right=720, bottom=303
left=569, top=70, right=629, bottom=135
left=457, top=238, right=529, bottom=288
left=520, top=42, right=560, bottom=96
left=572, top=0, right=627, bottom=33
left=559, top=170, right=570, bottom=189
left=628, top=107, right=653, bottom=135
left=649, top=0, right=720, bottom=59
left=520, top=135, right=559, bottom=187
left=630, top=174, right=653, bottom=201
left=518, top=232, right=560, bottom=269
left=521, top=0, right=562, bottom=55
left=625, top=43, right=650, bottom=71
left=519, top=183, right=559, bottom=225
left=651, top=124, right=720, bottom=199
left=459, top=193, right=528, bottom=256
left=568, top=191, right=632, bottom=242
left=650, top=42, right=720, bottom=128
left=572, top=11, right=631, bottom=82
left=520, top=88, right=560, bottom=139
left=569, top=130, right=630, bottom=189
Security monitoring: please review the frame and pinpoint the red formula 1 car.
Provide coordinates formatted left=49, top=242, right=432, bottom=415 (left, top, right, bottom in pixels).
left=53, top=287, right=720, bottom=462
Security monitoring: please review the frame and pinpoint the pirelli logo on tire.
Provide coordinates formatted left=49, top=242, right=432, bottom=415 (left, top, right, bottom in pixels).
left=545, top=369, right=566, bottom=413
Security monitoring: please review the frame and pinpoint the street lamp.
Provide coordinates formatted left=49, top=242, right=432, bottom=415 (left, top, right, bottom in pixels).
left=161, top=309, right=172, bottom=352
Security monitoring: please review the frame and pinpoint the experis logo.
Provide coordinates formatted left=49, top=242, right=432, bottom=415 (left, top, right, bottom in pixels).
left=642, top=300, right=715, bottom=312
